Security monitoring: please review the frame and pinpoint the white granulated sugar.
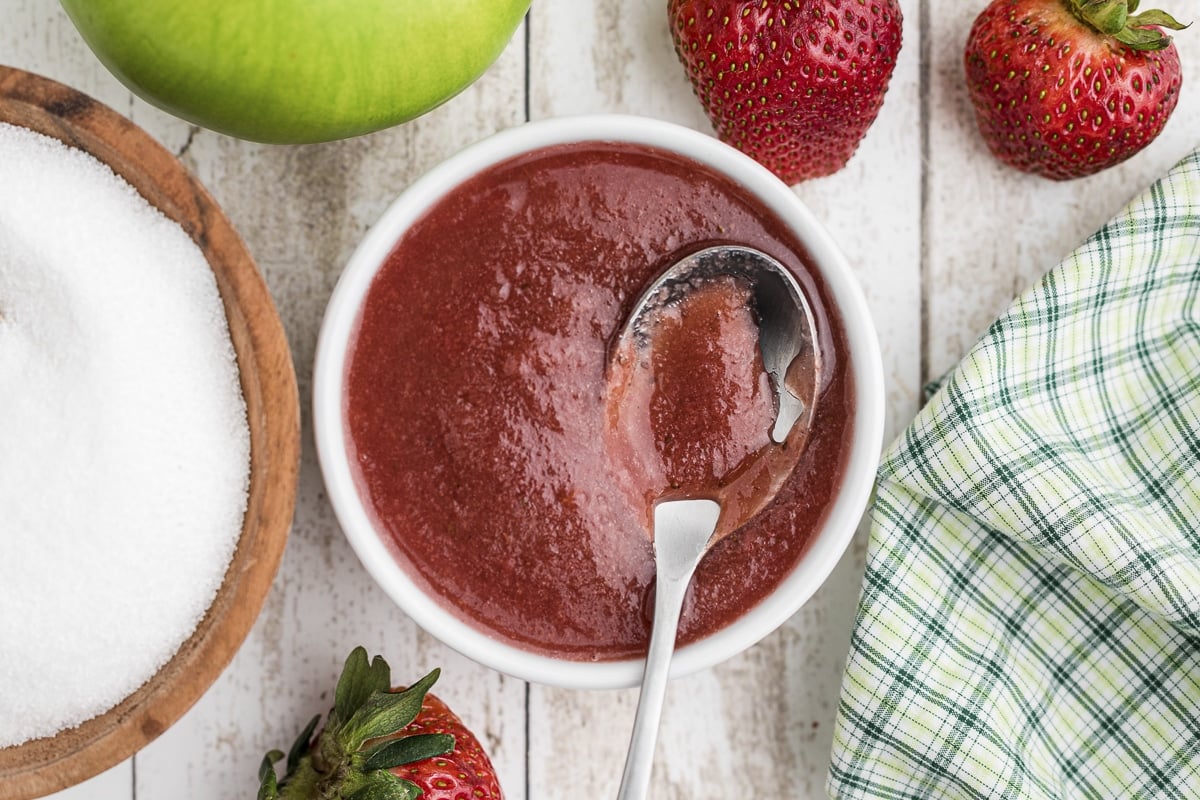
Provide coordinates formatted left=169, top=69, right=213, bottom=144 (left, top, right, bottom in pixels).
left=0, top=123, right=250, bottom=747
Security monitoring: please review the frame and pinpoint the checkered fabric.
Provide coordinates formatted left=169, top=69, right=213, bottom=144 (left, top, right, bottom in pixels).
left=828, top=147, right=1200, bottom=800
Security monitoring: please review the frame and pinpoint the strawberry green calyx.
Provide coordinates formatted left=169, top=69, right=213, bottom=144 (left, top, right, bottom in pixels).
left=1069, top=0, right=1188, bottom=50
left=258, top=648, right=454, bottom=800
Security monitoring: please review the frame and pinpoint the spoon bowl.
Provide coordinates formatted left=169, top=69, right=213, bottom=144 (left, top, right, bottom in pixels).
left=620, top=245, right=821, bottom=445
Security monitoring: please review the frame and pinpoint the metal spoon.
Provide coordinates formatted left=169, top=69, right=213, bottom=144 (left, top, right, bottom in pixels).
left=617, top=245, right=818, bottom=445
left=614, top=245, right=820, bottom=800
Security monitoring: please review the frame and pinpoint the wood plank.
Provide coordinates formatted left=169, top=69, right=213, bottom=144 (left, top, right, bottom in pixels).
left=527, top=1, right=923, bottom=797
left=924, top=4, right=1200, bottom=380
left=40, top=762, right=131, bottom=800
left=135, top=27, right=532, bottom=800
left=4, top=6, right=531, bottom=799
left=2, top=1, right=194, bottom=154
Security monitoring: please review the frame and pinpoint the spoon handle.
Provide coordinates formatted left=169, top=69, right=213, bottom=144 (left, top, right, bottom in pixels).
left=616, top=499, right=720, bottom=800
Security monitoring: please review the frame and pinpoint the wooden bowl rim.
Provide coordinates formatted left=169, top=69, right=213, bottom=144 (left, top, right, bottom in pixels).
left=0, top=65, right=300, bottom=799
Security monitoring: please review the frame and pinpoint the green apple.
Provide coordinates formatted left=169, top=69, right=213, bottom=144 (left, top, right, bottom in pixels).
left=59, top=0, right=530, bottom=143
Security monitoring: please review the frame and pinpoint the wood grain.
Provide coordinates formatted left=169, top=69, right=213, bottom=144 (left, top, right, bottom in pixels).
left=0, top=67, right=300, bottom=799
left=528, top=1, right=921, bottom=797
left=131, top=21, right=532, bottom=800
left=924, top=1, right=1200, bottom=381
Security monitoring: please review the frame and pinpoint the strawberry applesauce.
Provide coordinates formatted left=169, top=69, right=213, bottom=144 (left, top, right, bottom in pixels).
left=607, top=276, right=776, bottom=501
left=605, top=274, right=818, bottom=541
left=345, top=142, right=854, bottom=661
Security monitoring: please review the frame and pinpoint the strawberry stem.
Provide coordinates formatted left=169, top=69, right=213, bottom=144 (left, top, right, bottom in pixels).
left=1068, top=0, right=1189, bottom=50
left=1077, top=0, right=1128, bottom=34
left=258, top=648, right=454, bottom=800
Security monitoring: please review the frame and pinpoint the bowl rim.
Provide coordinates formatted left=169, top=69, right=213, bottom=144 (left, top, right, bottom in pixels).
left=314, top=113, right=884, bottom=690
left=0, top=65, right=300, bottom=796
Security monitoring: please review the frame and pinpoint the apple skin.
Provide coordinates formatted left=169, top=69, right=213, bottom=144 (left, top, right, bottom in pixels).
left=59, top=0, right=530, bottom=143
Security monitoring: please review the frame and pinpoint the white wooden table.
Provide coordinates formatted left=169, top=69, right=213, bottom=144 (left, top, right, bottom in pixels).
left=6, top=2, right=1198, bottom=798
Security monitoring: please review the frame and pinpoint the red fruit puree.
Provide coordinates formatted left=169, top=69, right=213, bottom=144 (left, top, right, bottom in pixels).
left=606, top=275, right=818, bottom=540
left=345, top=142, right=854, bottom=661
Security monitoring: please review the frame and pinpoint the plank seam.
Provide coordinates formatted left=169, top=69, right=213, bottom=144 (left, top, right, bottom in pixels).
left=918, top=0, right=932, bottom=386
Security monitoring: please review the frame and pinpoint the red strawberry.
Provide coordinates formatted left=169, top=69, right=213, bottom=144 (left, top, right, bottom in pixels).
left=389, top=691, right=502, bottom=800
left=964, top=0, right=1187, bottom=180
left=668, top=0, right=904, bottom=183
left=257, top=647, right=503, bottom=800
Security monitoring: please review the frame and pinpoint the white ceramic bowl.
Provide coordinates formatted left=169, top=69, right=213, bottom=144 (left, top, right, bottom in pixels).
left=314, top=114, right=885, bottom=690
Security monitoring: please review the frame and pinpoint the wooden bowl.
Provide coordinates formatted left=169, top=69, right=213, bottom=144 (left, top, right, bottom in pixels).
left=0, top=67, right=300, bottom=799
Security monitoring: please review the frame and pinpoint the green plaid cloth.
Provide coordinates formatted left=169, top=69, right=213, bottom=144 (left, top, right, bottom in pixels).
left=828, top=147, right=1200, bottom=800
